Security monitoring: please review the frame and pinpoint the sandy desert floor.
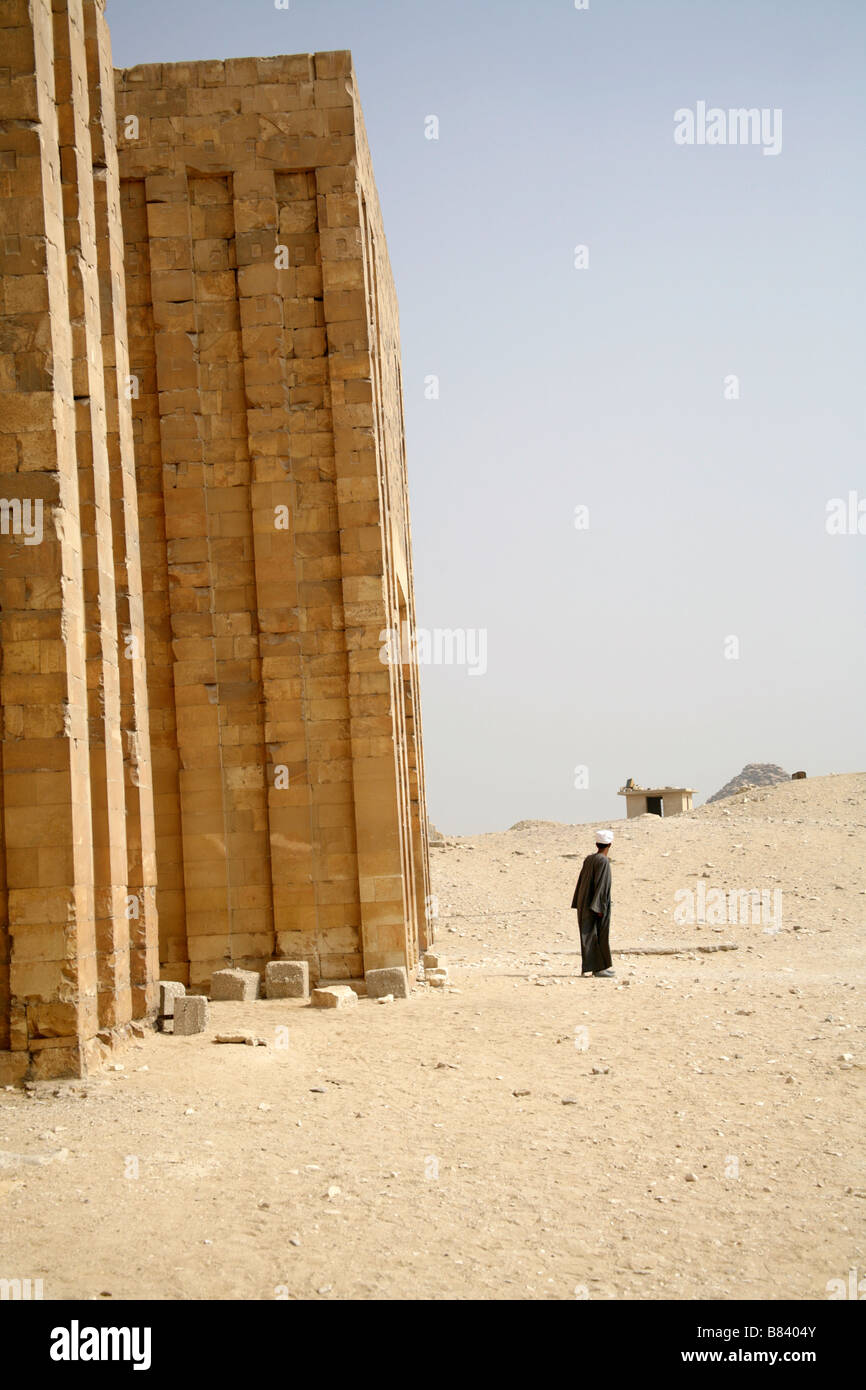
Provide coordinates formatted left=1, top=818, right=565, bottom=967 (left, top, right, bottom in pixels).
left=0, top=771, right=863, bottom=1300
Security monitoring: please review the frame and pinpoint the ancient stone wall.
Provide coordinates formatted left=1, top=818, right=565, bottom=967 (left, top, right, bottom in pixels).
left=114, top=52, right=430, bottom=989
left=0, top=6, right=429, bottom=1077
left=0, top=0, right=157, bottom=1082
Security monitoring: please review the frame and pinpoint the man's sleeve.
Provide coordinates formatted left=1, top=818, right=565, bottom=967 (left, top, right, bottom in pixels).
left=588, top=857, right=611, bottom=916
left=570, top=862, right=585, bottom=909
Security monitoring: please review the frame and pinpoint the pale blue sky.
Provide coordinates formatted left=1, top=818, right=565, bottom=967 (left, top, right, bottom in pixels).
left=108, top=0, right=866, bottom=833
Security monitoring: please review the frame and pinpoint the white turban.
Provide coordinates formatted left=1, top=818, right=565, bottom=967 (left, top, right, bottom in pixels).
left=595, top=829, right=614, bottom=845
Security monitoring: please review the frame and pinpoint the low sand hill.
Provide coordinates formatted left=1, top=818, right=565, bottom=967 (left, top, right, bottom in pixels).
left=0, top=773, right=862, bottom=1300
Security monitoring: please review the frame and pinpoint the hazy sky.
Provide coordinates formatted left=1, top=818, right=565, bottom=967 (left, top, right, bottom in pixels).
left=108, top=0, right=866, bottom=834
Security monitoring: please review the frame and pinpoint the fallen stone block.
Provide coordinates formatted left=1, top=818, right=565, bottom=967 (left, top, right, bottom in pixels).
left=173, top=996, right=208, bottom=1035
left=310, top=986, right=357, bottom=1010
left=210, top=968, right=260, bottom=1001
left=0, top=1148, right=69, bottom=1172
left=365, top=966, right=409, bottom=1000
left=158, top=980, right=185, bottom=1033
left=265, top=960, right=309, bottom=999
left=212, top=1033, right=267, bottom=1046
left=426, top=968, right=450, bottom=988
left=422, top=951, right=444, bottom=970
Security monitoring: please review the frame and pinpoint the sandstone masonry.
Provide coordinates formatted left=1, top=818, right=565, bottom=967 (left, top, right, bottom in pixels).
left=0, top=1, right=430, bottom=1079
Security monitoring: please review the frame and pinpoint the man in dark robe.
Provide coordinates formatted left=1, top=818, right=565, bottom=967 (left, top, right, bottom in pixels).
left=571, top=829, right=615, bottom=976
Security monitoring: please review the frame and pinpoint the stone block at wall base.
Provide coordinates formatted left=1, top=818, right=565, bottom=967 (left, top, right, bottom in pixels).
left=365, top=966, right=409, bottom=999
left=265, top=960, right=309, bottom=999
left=310, top=986, right=357, bottom=1010
left=210, top=969, right=260, bottom=1001
left=173, top=997, right=209, bottom=1035
left=158, top=981, right=186, bottom=1031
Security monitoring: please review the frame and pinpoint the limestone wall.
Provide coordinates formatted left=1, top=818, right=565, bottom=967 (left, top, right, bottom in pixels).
left=114, top=51, right=430, bottom=989
left=0, top=13, right=429, bottom=1078
left=0, top=0, right=157, bottom=1082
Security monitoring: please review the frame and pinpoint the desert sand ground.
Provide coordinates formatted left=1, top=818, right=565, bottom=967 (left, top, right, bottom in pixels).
left=0, top=772, right=863, bottom=1301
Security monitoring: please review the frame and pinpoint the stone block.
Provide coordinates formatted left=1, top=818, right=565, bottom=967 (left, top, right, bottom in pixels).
left=173, top=996, right=208, bottom=1035
left=212, top=1033, right=267, bottom=1046
left=426, top=969, right=450, bottom=988
left=310, top=985, right=357, bottom=1010
left=158, top=980, right=185, bottom=1031
left=365, top=966, right=409, bottom=1000
left=210, top=968, right=260, bottom=1000
left=265, top=960, right=309, bottom=999
left=422, top=951, right=444, bottom=970
left=0, top=1051, right=30, bottom=1087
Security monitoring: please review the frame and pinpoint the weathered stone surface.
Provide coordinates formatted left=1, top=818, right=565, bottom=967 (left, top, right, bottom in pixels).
left=422, top=952, right=445, bottom=970
left=173, top=996, right=208, bottom=1035
left=212, top=1033, right=267, bottom=1046
left=426, top=969, right=450, bottom=988
left=0, top=11, right=431, bottom=1077
left=158, top=981, right=185, bottom=1031
left=708, top=763, right=790, bottom=803
left=265, top=961, right=310, bottom=999
left=0, top=1052, right=30, bottom=1087
left=0, top=0, right=158, bottom=1080
left=365, top=966, right=409, bottom=1000
left=310, top=986, right=357, bottom=1010
left=114, top=47, right=431, bottom=994
left=210, top=969, right=260, bottom=1001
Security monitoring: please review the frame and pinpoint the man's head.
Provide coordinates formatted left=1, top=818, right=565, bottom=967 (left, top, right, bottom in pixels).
left=595, top=829, right=614, bottom=857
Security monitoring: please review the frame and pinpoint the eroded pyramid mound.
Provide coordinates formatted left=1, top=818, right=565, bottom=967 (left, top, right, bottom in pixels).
left=707, top=762, right=790, bottom=803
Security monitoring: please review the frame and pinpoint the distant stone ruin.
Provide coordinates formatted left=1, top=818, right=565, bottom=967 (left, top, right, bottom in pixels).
left=707, top=763, right=790, bottom=803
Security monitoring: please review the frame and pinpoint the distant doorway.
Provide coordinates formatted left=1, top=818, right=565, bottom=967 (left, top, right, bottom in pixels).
left=647, top=796, right=663, bottom=817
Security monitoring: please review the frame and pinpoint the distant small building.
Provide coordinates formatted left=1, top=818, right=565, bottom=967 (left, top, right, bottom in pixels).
left=618, top=780, right=695, bottom=818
